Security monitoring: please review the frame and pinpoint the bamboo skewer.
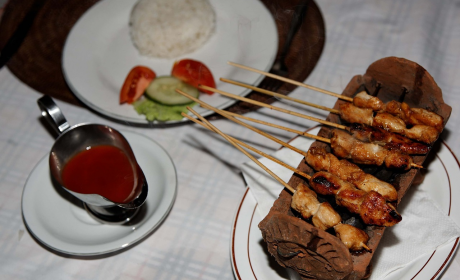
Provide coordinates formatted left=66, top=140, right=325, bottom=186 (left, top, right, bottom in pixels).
left=227, top=61, right=353, bottom=102
left=181, top=112, right=312, bottom=179
left=222, top=110, right=330, bottom=143
left=185, top=106, right=296, bottom=193
left=220, top=77, right=339, bottom=114
left=198, top=84, right=346, bottom=130
left=176, top=89, right=309, bottom=157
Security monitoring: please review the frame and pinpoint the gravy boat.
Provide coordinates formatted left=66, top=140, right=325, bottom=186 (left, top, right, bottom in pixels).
left=38, top=96, right=148, bottom=224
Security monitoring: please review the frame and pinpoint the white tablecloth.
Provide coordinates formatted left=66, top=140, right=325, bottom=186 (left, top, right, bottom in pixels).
left=1, top=0, right=460, bottom=279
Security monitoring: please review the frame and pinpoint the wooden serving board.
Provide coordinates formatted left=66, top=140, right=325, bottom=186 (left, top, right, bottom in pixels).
left=0, top=0, right=325, bottom=117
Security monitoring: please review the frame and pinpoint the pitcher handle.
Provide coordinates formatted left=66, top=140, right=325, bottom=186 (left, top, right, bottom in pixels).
left=37, top=95, right=70, bottom=135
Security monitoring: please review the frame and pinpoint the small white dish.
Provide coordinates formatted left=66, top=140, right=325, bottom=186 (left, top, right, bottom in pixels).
left=231, top=140, right=460, bottom=280
left=22, top=130, right=177, bottom=256
left=62, top=0, right=278, bottom=125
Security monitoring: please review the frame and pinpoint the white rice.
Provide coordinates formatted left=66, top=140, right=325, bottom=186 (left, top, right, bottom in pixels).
left=129, top=0, right=216, bottom=59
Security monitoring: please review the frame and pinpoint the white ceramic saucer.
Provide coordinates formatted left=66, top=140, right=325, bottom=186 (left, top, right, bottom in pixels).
left=22, top=130, right=177, bottom=256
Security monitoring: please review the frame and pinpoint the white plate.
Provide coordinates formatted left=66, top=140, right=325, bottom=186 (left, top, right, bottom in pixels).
left=22, top=130, right=177, bottom=256
left=231, top=141, right=460, bottom=280
left=62, top=0, right=278, bottom=125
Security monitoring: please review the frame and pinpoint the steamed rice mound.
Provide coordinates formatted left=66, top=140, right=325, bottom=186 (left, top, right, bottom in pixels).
left=129, top=0, right=216, bottom=59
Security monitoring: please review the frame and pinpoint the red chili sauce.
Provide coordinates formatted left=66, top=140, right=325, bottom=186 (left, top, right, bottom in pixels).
left=62, top=145, right=137, bottom=203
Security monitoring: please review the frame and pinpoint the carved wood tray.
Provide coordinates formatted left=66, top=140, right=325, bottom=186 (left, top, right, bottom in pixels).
left=258, top=57, right=452, bottom=280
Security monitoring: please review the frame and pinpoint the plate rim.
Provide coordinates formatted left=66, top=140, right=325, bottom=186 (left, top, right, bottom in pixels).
left=21, top=130, right=177, bottom=257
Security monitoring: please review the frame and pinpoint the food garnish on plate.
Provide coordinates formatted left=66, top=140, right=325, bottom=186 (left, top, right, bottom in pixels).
left=120, top=59, right=215, bottom=121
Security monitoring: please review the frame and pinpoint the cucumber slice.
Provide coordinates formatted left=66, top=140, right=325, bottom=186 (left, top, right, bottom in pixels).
left=145, top=76, right=199, bottom=105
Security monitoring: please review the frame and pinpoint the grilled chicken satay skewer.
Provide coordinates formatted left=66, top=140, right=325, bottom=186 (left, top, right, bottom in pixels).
left=337, top=102, right=438, bottom=144
left=226, top=62, right=444, bottom=131
left=221, top=109, right=430, bottom=155
left=196, top=85, right=422, bottom=170
left=306, top=171, right=401, bottom=227
left=305, top=144, right=401, bottom=203
left=305, top=146, right=406, bottom=203
left=185, top=108, right=372, bottom=250
left=177, top=89, right=398, bottom=202
left=351, top=92, right=443, bottom=132
left=216, top=79, right=439, bottom=144
left=329, top=128, right=421, bottom=170
left=291, top=183, right=371, bottom=251
left=295, top=182, right=373, bottom=250
left=345, top=123, right=430, bottom=155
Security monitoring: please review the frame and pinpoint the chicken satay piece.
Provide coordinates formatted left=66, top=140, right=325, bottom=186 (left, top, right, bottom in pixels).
left=373, top=113, right=439, bottom=144
left=291, top=183, right=370, bottom=251
left=352, top=91, right=384, bottom=111
left=371, top=111, right=405, bottom=132
left=336, top=189, right=402, bottom=227
left=292, top=183, right=342, bottom=230
left=347, top=123, right=405, bottom=146
left=347, top=123, right=431, bottom=155
left=339, top=102, right=374, bottom=126
left=404, top=125, right=439, bottom=144
left=383, top=141, right=430, bottom=155
left=310, top=170, right=398, bottom=202
left=408, top=106, right=444, bottom=132
left=291, top=183, right=321, bottom=220
left=309, top=171, right=357, bottom=196
left=292, top=184, right=341, bottom=231
left=352, top=91, right=444, bottom=132
left=360, top=191, right=402, bottom=226
left=348, top=170, right=398, bottom=201
left=306, top=147, right=398, bottom=201
left=381, top=100, right=444, bottom=132
left=331, top=129, right=388, bottom=166
left=326, top=157, right=399, bottom=201
left=305, top=146, right=331, bottom=171
left=307, top=173, right=402, bottom=227
left=338, top=102, right=440, bottom=144
left=334, top=223, right=370, bottom=252
left=314, top=202, right=342, bottom=231
left=330, top=129, right=414, bottom=170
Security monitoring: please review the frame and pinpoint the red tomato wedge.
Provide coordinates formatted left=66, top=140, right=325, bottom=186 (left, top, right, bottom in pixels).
left=171, top=59, right=216, bottom=94
left=120, top=66, right=156, bottom=104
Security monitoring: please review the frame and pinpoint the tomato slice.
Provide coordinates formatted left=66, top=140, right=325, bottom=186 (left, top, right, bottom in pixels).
left=171, top=59, right=216, bottom=94
left=120, top=66, right=156, bottom=104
